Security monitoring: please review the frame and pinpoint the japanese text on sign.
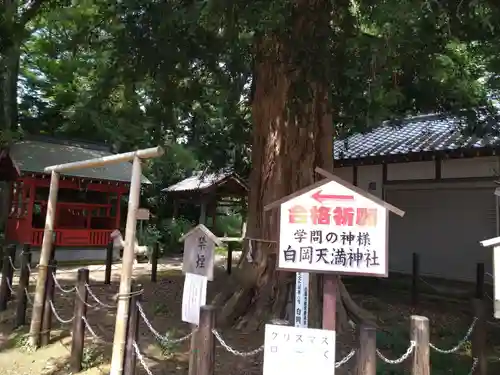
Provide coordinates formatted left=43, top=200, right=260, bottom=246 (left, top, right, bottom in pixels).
left=182, top=228, right=215, bottom=281
left=263, top=324, right=336, bottom=375
left=279, top=180, right=387, bottom=276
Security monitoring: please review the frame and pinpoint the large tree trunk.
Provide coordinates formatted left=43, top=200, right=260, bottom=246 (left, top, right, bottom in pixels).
left=216, top=0, right=376, bottom=332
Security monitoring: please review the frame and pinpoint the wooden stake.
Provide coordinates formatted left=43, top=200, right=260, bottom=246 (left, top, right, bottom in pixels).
left=188, top=325, right=198, bottom=375
left=105, top=240, right=113, bottom=285
left=41, top=260, right=57, bottom=347
left=0, top=249, right=12, bottom=311
left=226, top=243, right=233, bottom=275
left=29, top=170, right=59, bottom=348
left=70, top=268, right=89, bottom=373
left=124, top=287, right=141, bottom=375
left=110, top=156, right=142, bottom=375
left=151, top=243, right=159, bottom=283
left=475, top=263, right=485, bottom=299
left=411, top=315, right=430, bottom=375
left=472, top=299, right=487, bottom=375
left=322, top=274, right=337, bottom=330
left=356, top=324, right=376, bottom=375
left=14, top=247, right=31, bottom=328
left=195, top=306, right=216, bottom=375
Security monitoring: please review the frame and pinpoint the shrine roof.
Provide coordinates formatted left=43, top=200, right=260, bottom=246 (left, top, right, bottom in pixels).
left=333, top=113, right=500, bottom=165
left=9, top=138, right=151, bottom=184
left=162, top=170, right=247, bottom=194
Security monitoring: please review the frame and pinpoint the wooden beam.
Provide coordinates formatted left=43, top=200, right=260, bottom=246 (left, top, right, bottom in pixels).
left=44, top=147, right=163, bottom=173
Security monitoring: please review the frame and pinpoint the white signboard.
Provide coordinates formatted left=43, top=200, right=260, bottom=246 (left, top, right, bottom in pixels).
left=181, top=225, right=220, bottom=281
left=181, top=272, right=208, bottom=325
left=279, top=180, right=388, bottom=276
left=263, top=324, right=336, bottom=375
left=294, top=272, right=309, bottom=327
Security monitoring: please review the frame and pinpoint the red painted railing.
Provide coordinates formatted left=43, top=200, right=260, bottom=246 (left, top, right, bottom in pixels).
left=30, top=229, right=112, bottom=247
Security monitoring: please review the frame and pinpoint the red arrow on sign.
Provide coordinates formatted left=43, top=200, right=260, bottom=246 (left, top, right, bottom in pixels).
left=311, top=190, right=354, bottom=204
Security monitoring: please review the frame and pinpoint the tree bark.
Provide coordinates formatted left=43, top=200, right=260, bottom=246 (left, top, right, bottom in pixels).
left=216, top=0, right=376, bottom=332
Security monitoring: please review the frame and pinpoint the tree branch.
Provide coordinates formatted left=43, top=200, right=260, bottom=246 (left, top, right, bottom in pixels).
left=18, top=0, right=47, bottom=29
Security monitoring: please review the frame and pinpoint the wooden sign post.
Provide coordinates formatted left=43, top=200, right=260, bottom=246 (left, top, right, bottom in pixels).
left=263, top=167, right=404, bottom=372
left=26, top=146, right=164, bottom=375
left=180, top=224, right=221, bottom=375
left=480, top=236, right=500, bottom=318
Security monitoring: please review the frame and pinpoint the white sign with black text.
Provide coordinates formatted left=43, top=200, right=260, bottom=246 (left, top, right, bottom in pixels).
left=263, top=324, right=336, bottom=375
left=294, top=272, right=309, bottom=327
left=181, top=272, right=208, bottom=325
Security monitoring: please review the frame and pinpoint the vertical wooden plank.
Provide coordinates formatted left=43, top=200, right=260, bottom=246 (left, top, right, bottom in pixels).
left=188, top=325, right=198, bottom=375
left=40, top=260, right=57, bottom=346
left=14, top=246, right=31, bottom=328
left=412, top=253, right=419, bottom=307
left=356, top=324, right=376, bottom=375
left=29, top=170, right=59, bottom=348
left=151, top=243, right=159, bottom=283
left=110, top=156, right=142, bottom=375
left=226, top=243, right=233, bottom=275
left=195, top=306, right=216, bottom=375
left=472, top=299, right=487, bottom=375
left=105, top=240, right=113, bottom=285
left=322, top=274, right=337, bottom=330
left=70, top=268, right=89, bottom=373
left=411, top=315, right=430, bottom=375
left=124, top=288, right=141, bottom=375
left=0, top=247, right=12, bottom=311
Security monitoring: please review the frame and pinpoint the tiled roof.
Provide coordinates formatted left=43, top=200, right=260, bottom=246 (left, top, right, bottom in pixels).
left=333, top=114, right=500, bottom=161
left=10, top=138, right=151, bottom=184
left=163, top=170, right=247, bottom=193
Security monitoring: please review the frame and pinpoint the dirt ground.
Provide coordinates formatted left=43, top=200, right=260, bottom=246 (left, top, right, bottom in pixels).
left=0, top=259, right=498, bottom=375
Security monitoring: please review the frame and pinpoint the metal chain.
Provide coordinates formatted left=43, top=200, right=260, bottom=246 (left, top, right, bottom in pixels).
left=133, top=341, right=154, bottom=375
left=430, top=317, right=477, bottom=354
left=468, top=358, right=478, bottom=375
left=376, top=341, right=415, bottom=365
left=24, top=288, right=33, bottom=305
left=49, top=300, right=74, bottom=324
left=212, top=329, right=264, bottom=357
left=85, top=283, right=116, bottom=308
left=82, top=316, right=106, bottom=342
left=136, top=302, right=193, bottom=343
left=5, top=277, right=14, bottom=293
left=335, top=349, right=356, bottom=368
left=8, top=257, right=20, bottom=271
left=52, top=273, right=76, bottom=293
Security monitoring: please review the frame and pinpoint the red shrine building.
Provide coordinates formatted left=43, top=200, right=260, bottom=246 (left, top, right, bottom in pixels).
left=0, top=136, right=151, bottom=263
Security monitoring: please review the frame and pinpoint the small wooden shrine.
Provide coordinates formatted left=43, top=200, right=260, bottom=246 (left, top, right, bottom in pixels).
left=0, top=136, right=151, bottom=251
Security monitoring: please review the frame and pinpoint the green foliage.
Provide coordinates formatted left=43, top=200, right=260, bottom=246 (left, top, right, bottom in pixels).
left=159, top=217, right=195, bottom=255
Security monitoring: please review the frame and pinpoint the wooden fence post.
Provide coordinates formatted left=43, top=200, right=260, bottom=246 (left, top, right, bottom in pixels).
left=105, top=241, right=113, bottom=285
left=14, top=246, right=31, bottom=328
left=411, top=253, right=420, bottom=307
left=411, top=315, right=430, bottom=375
left=356, top=324, right=376, bottom=375
left=0, top=246, right=13, bottom=311
left=475, top=263, right=485, bottom=299
left=4, top=244, right=17, bottom=302
left=124, top=286, right=142, bottom=375
left=151, top=243, right=159, bottom=283
left=227, top=243, right=233, bottom=275
left=472, top=299, right=487, bottom=375
left=196, top=305, right=216, bottom=375
left=70, top=268, right=89, bottom=373
left=41, top=260, right=57, bottom=346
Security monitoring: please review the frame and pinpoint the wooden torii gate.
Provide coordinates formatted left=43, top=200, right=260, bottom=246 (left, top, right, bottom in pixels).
left=27, top=146, right=164, bottom=375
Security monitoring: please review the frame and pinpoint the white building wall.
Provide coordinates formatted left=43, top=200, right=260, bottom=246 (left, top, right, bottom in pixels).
left=357, top=165, right=383, bottom=198
left=441, top=156, right=500, bottom=178
left=387, top=161, right=435, bottom=180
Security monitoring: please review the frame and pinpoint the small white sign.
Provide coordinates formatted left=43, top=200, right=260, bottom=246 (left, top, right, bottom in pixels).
left=180, top=224, right=221, bottom=281
left=137, top=208, right=150, bottom=220
left=263, top=324, right=336, bottom=375
left=279, top=179, right=388, bottom=276
left=181, top=272, right=208, bottom=325
left=294, top=272, right=309, bottom=327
